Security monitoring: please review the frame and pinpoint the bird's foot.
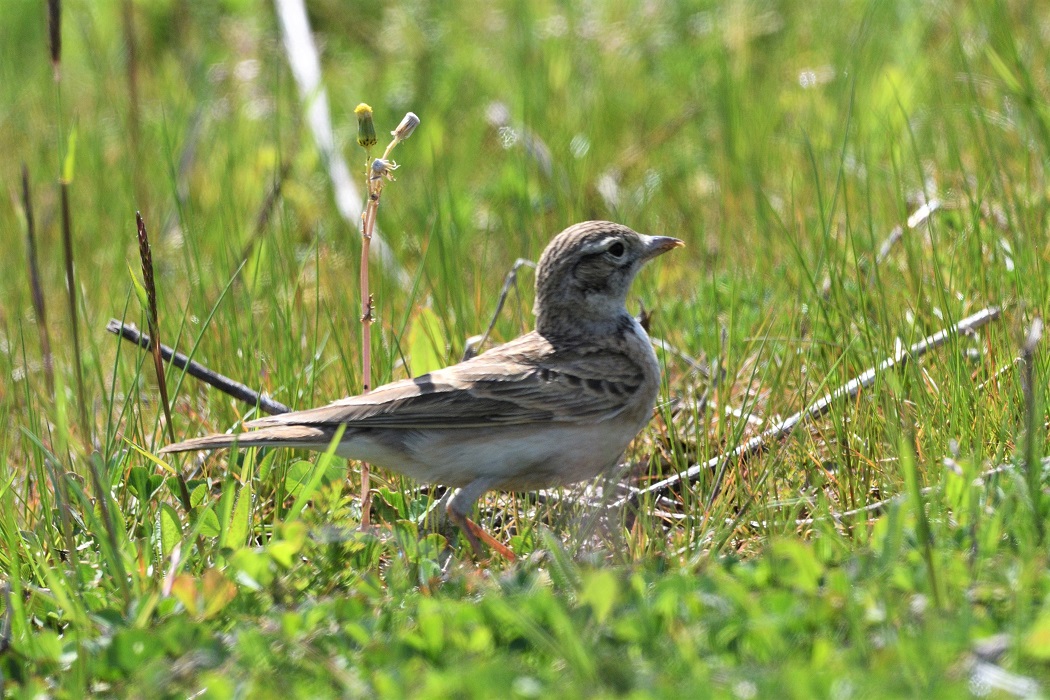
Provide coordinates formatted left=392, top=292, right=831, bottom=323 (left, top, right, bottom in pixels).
left=462, top=516, right=517, bottom=562
left=446, top=508, right=516, bottom=562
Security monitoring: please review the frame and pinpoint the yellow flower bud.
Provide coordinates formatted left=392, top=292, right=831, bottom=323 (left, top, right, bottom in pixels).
left=355, top=103, right=377, bottom=148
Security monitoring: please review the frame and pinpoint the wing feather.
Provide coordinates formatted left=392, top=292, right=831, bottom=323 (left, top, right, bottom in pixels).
left=246, top=332, right=645, bottom=430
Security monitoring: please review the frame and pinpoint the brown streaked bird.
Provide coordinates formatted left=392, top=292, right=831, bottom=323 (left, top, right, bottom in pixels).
left=162, top=221, right=683, bottom=557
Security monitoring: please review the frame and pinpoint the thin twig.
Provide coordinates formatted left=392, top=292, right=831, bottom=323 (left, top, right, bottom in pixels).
left=105, top=319, right=290, bottom=415
left=462, top=258, right=537, bottom=361
left=21, top=165, right=54, bottom=393
left=616, top=306, right=1003, bottom=507
left=975, top=359, right=1019, bottom=394
left=354, top=111, right=419, bottom=527
left=874, top=199, right=941, bottom=267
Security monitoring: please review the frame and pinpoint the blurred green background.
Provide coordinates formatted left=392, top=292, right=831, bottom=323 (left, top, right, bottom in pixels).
left=1, top=0, right=1049, bottom=696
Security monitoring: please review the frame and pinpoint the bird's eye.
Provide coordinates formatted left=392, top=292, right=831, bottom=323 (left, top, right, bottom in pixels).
left=608, top=241, right=625, bottom=257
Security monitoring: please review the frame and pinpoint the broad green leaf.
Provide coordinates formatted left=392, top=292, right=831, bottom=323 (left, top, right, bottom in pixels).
left=109, top=629, right=162, bottom=672
left=202, top=568, right=237, bottom=618
left=230, top=548, right=273, bottom=588
left=159, top=503, right=180, bottom=556
left=257, top=448, right=278, bottom=483
left=286, top=426, right=346, bottom=521
left=24, top=629, right=62, bottom=663
left=227, top=487, right=251, bottom=548
left=127, top=466, right=150, bottom=499
left=283, top=459, right=343, bottom=497
left=268, top=520, right=308, bottom=567
left=1023, top=613, right=1050, bottom=660
left=196, top=508, right=220, bottom=538
left=217, top=478, right=236, bottom=546
left=191, top=483, right=208, bottom=509
left=284, top=460, right=314, bottom=497
left=170, top=574, right=199, bottom=616
left=580, top=570, right=619, bottom=624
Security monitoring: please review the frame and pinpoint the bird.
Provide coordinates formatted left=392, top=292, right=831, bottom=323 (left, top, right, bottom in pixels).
left=162, top=221, right=683, bottom=557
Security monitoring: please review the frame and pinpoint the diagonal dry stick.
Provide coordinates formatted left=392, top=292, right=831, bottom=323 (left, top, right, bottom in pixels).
left=874, top=199, right=941, bottom=267
left=615, top=305, right=1004, bottom=508
left=106, top=319, right=290, bottom=416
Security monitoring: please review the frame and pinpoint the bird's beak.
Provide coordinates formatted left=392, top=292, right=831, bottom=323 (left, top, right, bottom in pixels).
left=641, top=235, right=685, bottom=261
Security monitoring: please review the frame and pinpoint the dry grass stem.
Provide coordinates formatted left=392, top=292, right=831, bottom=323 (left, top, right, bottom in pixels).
left=121, top=0, right=143, bottom=204
left=355, top=110, right=418, bottom=527
left=47, top=0, right=60, bottom=81
left=136, top=213, right=175, bottom=443
left=21, top=164, right=54, bottom=392
left=1021, top=316, right=1044, bottom=542
left=135, top=213, right=195, bottom=515
left=60, top=179, right=87, bottom=433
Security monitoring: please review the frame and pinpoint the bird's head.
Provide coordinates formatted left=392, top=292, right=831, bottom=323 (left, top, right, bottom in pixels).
left=533, top=221, right=683, bottom=337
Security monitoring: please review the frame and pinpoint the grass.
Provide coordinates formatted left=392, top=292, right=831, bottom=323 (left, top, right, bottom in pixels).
left=1, top=0, right=1048, bottom=696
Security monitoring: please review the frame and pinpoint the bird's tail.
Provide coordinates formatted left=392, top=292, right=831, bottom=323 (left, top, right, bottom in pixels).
left=160, top=425, right=337, bottom=454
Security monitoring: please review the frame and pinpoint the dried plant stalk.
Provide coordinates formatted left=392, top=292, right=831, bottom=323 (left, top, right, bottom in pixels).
left=21, top=165, right=54, bottom=392
left=135, top=213, right=194, bottom=515
left=60, top=179, right=87, bottom=433
left=47, top=0, right=61, bottom=80
left=355, top=107, right=418, bottom=527
left=136, top=213, right=175, bottom=443
left=1021, top=317, right=1044, bottom=543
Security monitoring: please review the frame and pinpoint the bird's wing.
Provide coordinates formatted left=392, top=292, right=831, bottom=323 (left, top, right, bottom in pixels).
left=246, top=333, right=648, bottom=430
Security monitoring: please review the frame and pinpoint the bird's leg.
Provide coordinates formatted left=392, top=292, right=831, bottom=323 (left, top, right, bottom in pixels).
left=419, top=486, right=455, bottom=531
left=446, top=478, right=516, bottom=562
